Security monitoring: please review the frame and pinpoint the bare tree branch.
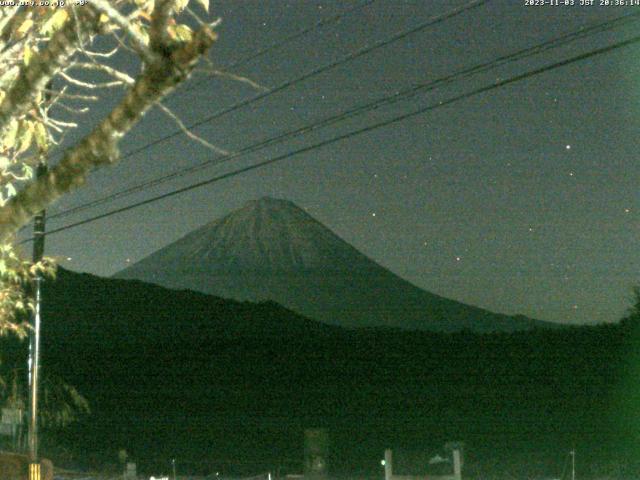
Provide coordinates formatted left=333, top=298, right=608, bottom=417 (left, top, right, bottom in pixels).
left=150, top=0, right=175, bottom=53
left=68, top=62, right=135, bottom=85
left=90, top=0, right=156, bottom=64
left=46, top=118, right=78, bottom=129
left=0, top=6, right=27, bottom=47
left=45, top=89, right=98, bottom=102
left=54, top=102, right=89, bottom=115
left=194, top=66, right=268, bottom=92
left=156, top=101, right=229, bottom=155
left=0, top=6, right=21, bottom=42
left=58, top=71, right=126, bottom=89
left=82, top=46, right=119, bottom=58
left=0, top=25, right=217, bottom=242
left=0, top=8, right=100, bottom=132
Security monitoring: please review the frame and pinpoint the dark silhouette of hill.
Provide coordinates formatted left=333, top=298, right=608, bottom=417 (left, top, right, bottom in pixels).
left=114, top=197, right=556, bottom=333
left=26, top=268, right=635, bottom=477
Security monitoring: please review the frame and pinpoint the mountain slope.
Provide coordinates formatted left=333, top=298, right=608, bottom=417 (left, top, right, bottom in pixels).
left=114, top=197, right=555, bottom=332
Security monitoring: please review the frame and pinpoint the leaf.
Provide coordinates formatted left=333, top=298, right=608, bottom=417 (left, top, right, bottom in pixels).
left=195, top=0, right=209, bottom=12
left=4, top=183, right=16, bottom=199
left=40, top=9, right=69, bottom=35
left=174, top=24, right=193, bottom=42
left=34, top=122, right=48, bottom=153
left=173, top=0, right=189, bottom=13
left=23, top=45, right=33, bottom=66
left=135, top=0, right=155, bottom=15
left=132, top=23, right=150, bottom=46
left=16, top=120, right=34, bottom=154
left=2, top=119, right=19, bottom=150
left=0, top=65, right=19, bottom=89
left=15, top=18, right=34, bottom=39
left=20, top=164, right=33, bottom=181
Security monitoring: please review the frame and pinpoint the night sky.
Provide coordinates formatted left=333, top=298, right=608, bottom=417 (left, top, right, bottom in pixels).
left=24, top=0, right=640, bottom=325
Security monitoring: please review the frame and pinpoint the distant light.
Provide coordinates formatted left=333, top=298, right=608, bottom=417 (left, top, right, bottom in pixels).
left=566, top=144, right=571, bottom=150
left=66, top=257, right=72, bottom=261
left=371, top=212, right=376, bottom=217
left=381, top=460, right=386, bottom=466
left=455, top=256, right=461, bottom=262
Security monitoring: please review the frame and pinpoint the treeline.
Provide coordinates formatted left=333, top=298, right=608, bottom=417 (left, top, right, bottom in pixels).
left=2, top=268, right=640, bottom=477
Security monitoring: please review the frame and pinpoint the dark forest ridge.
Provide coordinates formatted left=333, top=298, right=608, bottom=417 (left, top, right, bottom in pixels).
left=32, top=268, right=636, bottom=475
left=114, top=197, right=557, bottom=333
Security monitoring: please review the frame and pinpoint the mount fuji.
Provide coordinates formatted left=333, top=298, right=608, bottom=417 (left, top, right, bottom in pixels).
left=114, top=197, right=555, bottom=332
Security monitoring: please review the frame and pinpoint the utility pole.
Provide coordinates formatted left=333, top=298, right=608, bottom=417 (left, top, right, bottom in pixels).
left=570, top=449, right=575, bottom=480
left=27, top=161, right=47, bottom=480
left=26, top=81, right=52, bottom=480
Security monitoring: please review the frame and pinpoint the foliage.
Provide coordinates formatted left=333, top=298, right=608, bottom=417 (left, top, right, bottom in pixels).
left=0, top=366, right=89, bottom=430
left=0, top=0, right=217, bottom=337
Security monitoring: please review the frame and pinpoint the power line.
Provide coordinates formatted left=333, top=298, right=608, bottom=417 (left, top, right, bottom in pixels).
left=42, top=0, right=492, bottom=222
left=142, top=0, right=488, bottom=142
left=46, top=10, right=640, bottom=222
left=221, top=0, right=378, bottom=71
left=14, top=0, right=488, bottom=236
left=22, top=32, right=640, bottom=243
left=47, top=0, right=488, bottom=164
left=171, top=0, right=378, bottom=97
